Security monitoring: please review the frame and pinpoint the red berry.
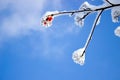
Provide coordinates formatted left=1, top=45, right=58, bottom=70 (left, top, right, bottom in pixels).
left=44, top=21, right=47, bottom=25
left=46, top=16, right=53, bottom=21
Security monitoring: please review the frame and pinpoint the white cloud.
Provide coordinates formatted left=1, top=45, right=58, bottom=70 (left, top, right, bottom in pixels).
left=0, top=0, right=81, bottom=60
left=0, top=0, right=71, bottom=59
left=0, top=0, right=62, bottom=37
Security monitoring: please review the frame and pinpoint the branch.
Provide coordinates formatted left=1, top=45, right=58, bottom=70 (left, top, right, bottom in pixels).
left=80, top=12, right=91, bottom=20
left=41, top=3, right=120, bottom=27
left=81, top=10, right=104, bottom=56
left=52, top=3, right=120, bottom=16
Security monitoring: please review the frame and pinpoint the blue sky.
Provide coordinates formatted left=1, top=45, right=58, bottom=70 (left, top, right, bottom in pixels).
left=0, top=0, right=120, bottom=80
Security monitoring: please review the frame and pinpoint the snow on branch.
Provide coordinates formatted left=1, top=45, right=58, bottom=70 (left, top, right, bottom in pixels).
left=41, top=0, right=120, bottom=66
left=72, top=48, right=85, bottom=65
left=41, top=11, right=59, bottom=27
left=114, top=26, right=120, bottom=37
left=74, top=1, right=96, bottom=26
left=112, top=6, right=120, bottom=22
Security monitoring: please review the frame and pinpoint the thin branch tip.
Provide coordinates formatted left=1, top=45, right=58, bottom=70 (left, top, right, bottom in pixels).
left=105, top=0, right=115, bottom=5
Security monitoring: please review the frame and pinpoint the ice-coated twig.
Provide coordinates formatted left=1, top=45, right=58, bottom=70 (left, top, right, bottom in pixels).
left=41, top=3, right=120, bottom=27
left=81, top=10, right=104, bottom=56
left=47, top=3, right=120, bottom=16
left=80, top=12, right=91, bottom=20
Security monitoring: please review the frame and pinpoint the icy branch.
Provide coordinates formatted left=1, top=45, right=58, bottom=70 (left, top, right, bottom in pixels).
left=41, top=3, right=120, bottom=27
left=43, top=3, right=120, bottom=16
left=81, top=10, right=104, bottom=56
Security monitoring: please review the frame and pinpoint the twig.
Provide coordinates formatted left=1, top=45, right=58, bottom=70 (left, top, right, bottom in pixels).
left=105, top=0, right=115, bottom=5
left=81, top=10, right=104, bottom=56
left=81, top=12, right=91, bottom=20
left=52, top=3, right=120, bottom=16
